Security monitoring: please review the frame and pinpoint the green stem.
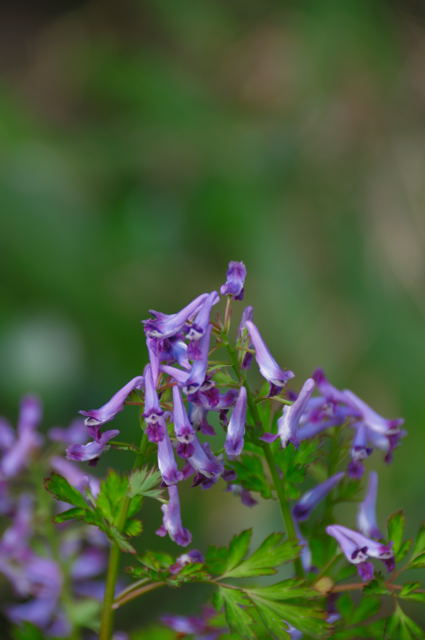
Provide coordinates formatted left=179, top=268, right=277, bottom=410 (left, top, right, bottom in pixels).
left=99, top=432, right=149, bottom=640
left=222, top=338, right=303, bottom=578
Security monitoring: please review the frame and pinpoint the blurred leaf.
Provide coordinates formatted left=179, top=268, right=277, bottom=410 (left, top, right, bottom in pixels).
left=44, top=473, right=88, bottom=509
left=387, top=511, right=405, bottom=556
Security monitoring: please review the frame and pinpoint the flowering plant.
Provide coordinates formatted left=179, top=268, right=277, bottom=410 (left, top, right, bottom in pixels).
left=1, top=262, right=424, bottom=640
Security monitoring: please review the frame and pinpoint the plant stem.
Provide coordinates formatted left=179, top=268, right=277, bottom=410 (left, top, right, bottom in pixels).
left=99, top=432, right=149, bottom=640
left=222, top=337, right=303, bottom=577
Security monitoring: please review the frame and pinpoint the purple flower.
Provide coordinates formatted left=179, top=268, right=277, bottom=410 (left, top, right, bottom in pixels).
left=293, top=472, right=344, bottom=521
left=244, top=320, right=294, bottom=395
left=238, top=306, right=254, bottom=369
left=80, top=376, right=144, bottom=427
left=186, top=435, right=223, bottom=481
left=50, top=456, right=100, bottom=497
left=278, top=378, right=315, bottom=447
left=1, top=396, right=43, bottom=479
left=224, top=386, right=247, bottom=457
left=186, top=291, right=219, bottom=344
left=143, top=293, right=209, bottom=339
left=48, top=419, right=88, bottom=445
left=348, top=424, right=372, bottom=478
left=294, top=519, right=313, bottom=573
left=170, top=549, right=204, bottom=574
left=66, top=429, right=119, bottom=463
left=156, top=485, right=191, bottom=547
left=357, top=472, right=382, bottom=539
left=162, top=606, right=224, bottom=640
left=157, top=431, right=183, bottom=485
left=143, top=365, right=166, bottom=442
left=172, top=386, right=195, bottom=444
left=226, top=483, right=258, bottom=507
left=312, top=369, right=353, bottom=406
left=220, top=261, right=247, bottom=300
left=183, top=325, right=212, bottom=395
left=282, top=622, right=303, bottom=640
left=326, top=524, right=394, bottom=581
left=0, top=418, right=14, bottom=450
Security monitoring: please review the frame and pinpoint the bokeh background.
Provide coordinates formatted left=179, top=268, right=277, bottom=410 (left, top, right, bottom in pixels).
left=1, top=0, right=425, bottom=634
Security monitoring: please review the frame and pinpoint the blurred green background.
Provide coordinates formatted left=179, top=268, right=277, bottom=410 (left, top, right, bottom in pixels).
left=1, top=0, right=425, bottom=633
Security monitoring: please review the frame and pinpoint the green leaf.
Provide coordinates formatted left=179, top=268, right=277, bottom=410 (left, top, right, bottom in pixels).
left=247, top=579, right=318, bottom=601
left=225, top=534, right=299, bottom=578
left=230, top=454, right=272, bottom=499
left=124, top=519, right=143, bottom=537
left=249, top=594, right=327, bottom=637
left=387, top=511, right=405, bottom=556
left=410, top=553, right=425, bottom=569
left=128, top=468, right=164, bottom=501
left=54, top=507, right=88, bottom=523
left=386, top=603, right=425, bottom=640
left=412, top=522, right=425, bottom=558
left=399, top=583, right=425, bottom=602
left=96, top=471, right=129, bottom=526
left=396, top=539, right=412, bottom=562
left=44, top=473, right=88, bottom=509
left=223, top=529, right=252, bottom=574
left=219, top=587, right=255, bottom=639
left=107, top=525, right=136, bottom=554
left=350, top=596, right=380, bottom=624
left=363, top=578, right=391, bottom=596
left=13, top=623, right=57, bottom=640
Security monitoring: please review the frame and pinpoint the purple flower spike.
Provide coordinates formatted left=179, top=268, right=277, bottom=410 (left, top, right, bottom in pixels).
left=157, top=431, right=183, bottom=485
left=220, top=261, right=247, bottom=300
left=224, top=386, right=247, bottom=457
left=80, top=376, right=144, bottom=427
left=187, top=435, right=223, bottom=480
left=1, top=396, right=43, bottom=478
left=245, top=320, right=294, bottom=394
left=278, top=378, right=315, bottom=447
left=312, top=369, right=353, bottom=406
left=357, top=472, right=382, bottom=539
left=172, top=386, right=195, bottom=444
left=186, top=291, right=219, bottom=344
left=66, top=429, right=119, bottom=463
left=143, top=365, right=166, bottom=442
left=156, top=485, right=191, bottom=547
left=293, top=472, right=344, bottom=521
left=144, top=293, right=209, bottom=339
left=183, top=325, right=212, bottom=395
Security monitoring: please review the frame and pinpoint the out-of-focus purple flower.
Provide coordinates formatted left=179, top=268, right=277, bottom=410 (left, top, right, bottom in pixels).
left=0, top=418, right=14, bottom=450
left=50, top=456, right=100, bottom=497
left=173, top=386, right=195, bottom=444
left=1, top=396, right=43, bottom=479
left=156, top=485, right=191, bottom=547
left=48, top=419, right=88, bottom=446
left=143, top=293, right=209, bottom=339
left=183, top=325, right=212, bottom=395
left=143, top=365, right=166, bottom=442
left=357, top=472, right=382, bottom=539
left=312, top=369, right=353, bottom=406
left=293, top=472, right=344, bottom=521
left=162, top=606, right=224, bottom=640
left=220, top=261, right=247, bottom=300
left=244, top=320, right=294, bottom=395
left=70, top=547, right=106, bottom=581
left=80, top=376, right=144, bottom=427
left=326, top=524, right=394, bottom=581
left=226, top=483, right=258, bottom=507
left=294, top=520, right=313, bottom=573
left=0, top=493, right=33, bottom=556
left=157, top=431, right=183, bottom=485
left=185, top=435, right=223, bottom=481
left=224, top=386, right=247, bottom=457
left=170, top=549, right=204, bottom=574
left=282, top=621, right=303, bottom=640
left=66, top=429, right=119, bottom=463
left=278, top=378, right=315, bottom=447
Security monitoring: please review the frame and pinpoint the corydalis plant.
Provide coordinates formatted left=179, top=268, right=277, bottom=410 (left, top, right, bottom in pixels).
left=1, top=261, right=424, bottom=640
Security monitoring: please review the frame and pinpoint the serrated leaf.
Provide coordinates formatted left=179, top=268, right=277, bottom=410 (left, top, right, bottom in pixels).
left=124, top=519, right=143, bottom=537
left=396, top=539, right=412, bottom=562
left=225, top=534, right=299, bottom=578
left=128, top=468, right=164, bottom=501
left=219, top=587, right=255, bottom=639
left=54, top=507, right=88, bottom=523
left=387, top=511, right=405, bottom=556
left=249, top=595, right=327, bottom=637
left=108, top=525, right=136, bottom=554
left=410, top=553, right=425, bottom=569
left=412, top=523, right=425, bottom=558
left=96, top=471, right=129, bottom=526
left=248, top=579, right=318, bottom=601
left=44, top=473, right=88, bottom=509
left=215, top=529, right=252, bottom=577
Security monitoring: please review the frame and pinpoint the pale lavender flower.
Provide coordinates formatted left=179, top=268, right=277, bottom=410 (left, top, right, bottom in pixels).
left=169, top=549, right=204, bottom=574
left=161, top=364, right=189, bottom=385
left=348, top=424, right=372, bottom=478
left=186, top=435, right=223, bottom=480
left=238, top=305, right=254, bottom=369
left=283, top=622, right=303, bottom=640
left=186, top=291, right=219, bottom=343
left=357, top=472, right=382, bottom=539
left=226, top=483, right=257, bottom=507
left=245, top=320, right=294, bottom=395
left=162, top=606, right=224, bottom=639
left=143, top=365, right=166, bottom=442
left=173, top=386, right=195, bottom=444
left=80, top=376, right=144, bottom=427
left=48, top=419, right=87, bottom=445
left=183, top=325, right=212, bottom=395
left=278, top=378, right=315, bottom=447
left=187, top=404, right=215, bottom=437
left=156, top=485, right=191, bottom=547
left=1, top=396, right=43, bottom=479
left=220, top=261, right=246, bottom=300
left=0, top=418, right=14, bottom=450
left=66, top=429, right=119, bottom=463
left=224, top=386, right=247, bottom=457
left=144, top=293, right=209, bottom=339
left=50, top=456, right=100, bottom=497
left=294, top=519, right=313, bottom=573
left=157, top=431, right=183, bottom=485
left=293, top=472, right=344, bottom=521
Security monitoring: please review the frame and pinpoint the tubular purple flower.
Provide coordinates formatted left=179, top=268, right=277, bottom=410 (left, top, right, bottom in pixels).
left=282, top=622, right=303, bottom=640
left=183, top=325, right=212, bottom=395
left=224, top=386, right=247, bottom=457
left=357, top=472, right=382, bottom=539
left=312, top=369, right=353, bottom=406
left=143, top=365, right=166, bottom=442
left=169, top=549, right=204, bottom=574
left=185, top=291, right=219, bottom=343
left=0, top=419, right=15, bottom=450
left=220, top=261, right=247, bottom=300
left=80, top=376, right=144, bottom=427
left=343, top=390, right=404, bottom=436
left=172, top=386, right=195, bottom=444
left=161, top=364, right=189, bottom=385
left=348, top=424, right=372, bottom=478
left=278, top=378, right=315, bottom=447
left=66, top=429, right=119, bottom=463
left=293, top=472, right=344, bottom=521
left=156, top=485, right=191, bottom=547
left=157, top=431, right=183, bottom=485
left=293, top=519, right=313, bottom=573
left=187, top=434, right=223, bottom=480
left=226, top=483, right=258, bottom=507
left=143, top=293, right=209, bottom=339
left=245, top=320, right=294, bottom=395
left=1, top=396, right=43, bottom=479
left=161, top=607, right=223, bottom=639
left=48, top=419, right=87, bottom=445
